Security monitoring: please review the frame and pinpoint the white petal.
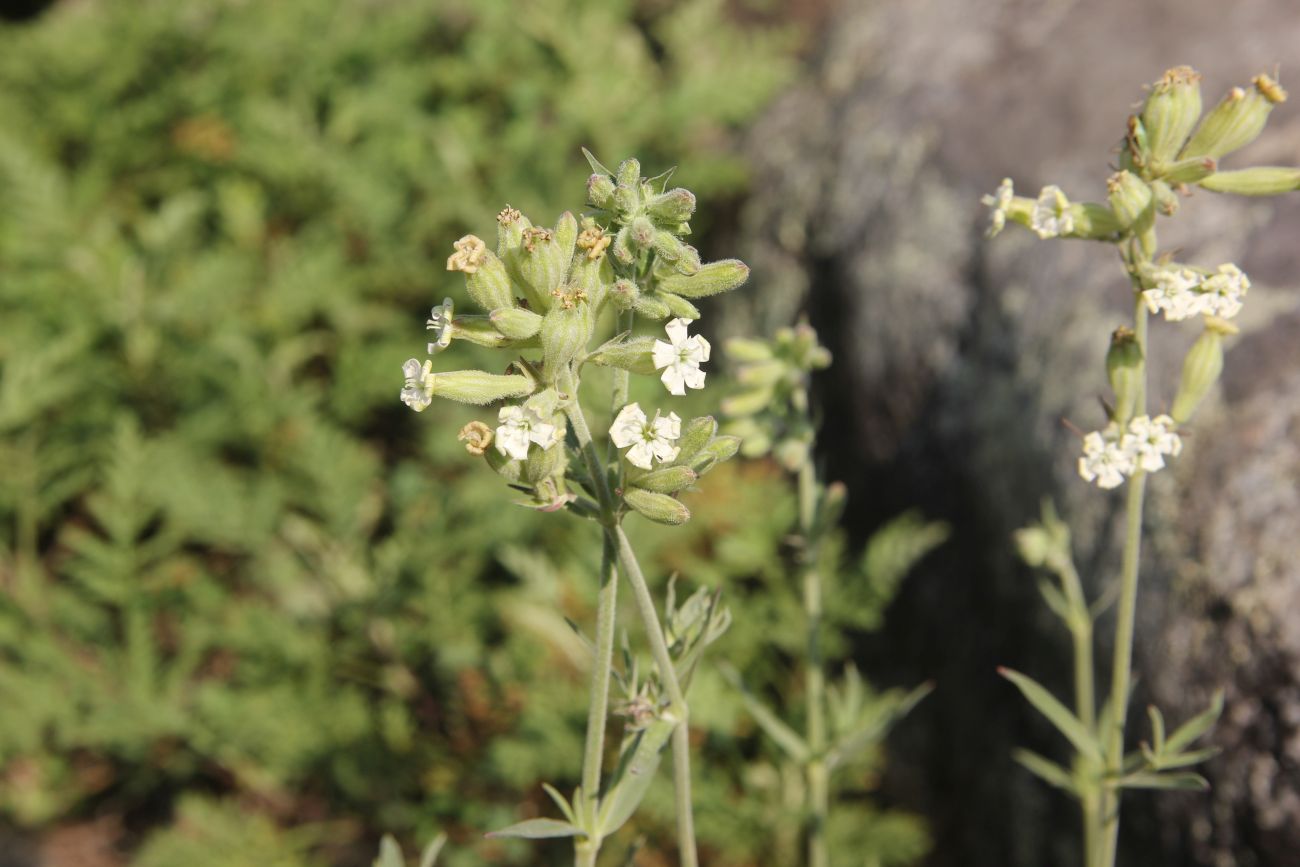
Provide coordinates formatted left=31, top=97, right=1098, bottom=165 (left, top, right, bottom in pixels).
left=660, top=365, right=687, bottom=396
left=530, top=420, right=559, bottom=448
left=626, top=441, right=655, bottom=470
left=679, top=364, right=707, bottom=391
left=651, top=440, right=680, bottom=464
left=653, top=411, right=682, bottom=441
left=496, top=425, right=532, bottom=460
left=611, top=403, right=647, bottom=448
left=499, top=405, right=524, bottom=423
left=693, top=334, right=711, bottom=363
left=652, top=340, right=677, bottom=371
left=403, top=358, right=423, bottom=379
left=664, top=318, right=690, bottom=346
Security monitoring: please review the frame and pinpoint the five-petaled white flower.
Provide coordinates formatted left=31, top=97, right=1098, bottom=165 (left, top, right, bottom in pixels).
left=1030, top=185, right=1074, bottom=239
left=400, top=358, right=436, bottom=412
left=652, top=318, right=711, bottom=396
left=981, top=178, right=1014, bottom=238
left=610, top=403, right=681, bottom=469
left=1200, top=263, right=1250, bottom=319
left=426, top=297, right=455, bottom=354
left=1142, top=262, right=1250, bottom=322
left=495, top=404, right=561, bottom=461
left=1121, top=414, right=1182, bottom=473
left=1077, top=430, right=1135, bottom=489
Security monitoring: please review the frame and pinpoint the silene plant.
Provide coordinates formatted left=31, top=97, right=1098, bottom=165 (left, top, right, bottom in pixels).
left=984, top=67, right=1299, bottom=867
left=398, top=151, right=749, bottom=867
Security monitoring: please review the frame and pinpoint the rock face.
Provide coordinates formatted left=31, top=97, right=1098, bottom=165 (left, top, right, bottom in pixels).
left=734, top=2, right=1300, bottom=865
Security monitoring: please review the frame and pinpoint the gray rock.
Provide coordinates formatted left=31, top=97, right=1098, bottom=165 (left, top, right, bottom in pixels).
left=734, top=1, right=1300, bottom=864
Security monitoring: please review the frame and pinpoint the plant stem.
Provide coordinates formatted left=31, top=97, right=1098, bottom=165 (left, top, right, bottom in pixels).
left=1099, top=300, right=1150, bottom=867
left=1059, top=559, right=1100, bottom=867
left=798, top=457, right=830, bottom=867
left=579, top=537, right=619, bottom=810
left=613, top=524, right=697, bottom=867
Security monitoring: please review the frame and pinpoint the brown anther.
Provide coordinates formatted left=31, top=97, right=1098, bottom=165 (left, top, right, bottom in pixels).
left=522, top=226, right=553, bottom=253
left=496, top=205, right=522, bottom=225
left=576, top=226, right=612, bottom=260
left=1254, top=73, right=1288, bottom=104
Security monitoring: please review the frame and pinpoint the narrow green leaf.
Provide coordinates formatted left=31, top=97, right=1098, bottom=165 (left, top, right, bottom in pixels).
left=1116, top=771, right=1209, bottom=791
left=1147, top=705, right=1166, bottom=754
left=418, top=834, right=448, bottom=867
left=542, top=782, right=576, bottom=824
left=581, top=147, right=614, bottom=177
left=999, top=668, right=1102, bottom=762
left=597, top=718, right=674, bottom=836
left=485, top=818, right=583, bottom=840
left=1036, top=577, right=1074, bottom=625
left=826, top=682, right=933, bottom=769
left=1165, top=690, right=1225, bottom=754
left=1012, top=749, right=1080, bottom=796
left=1152, top=747, right=1220, bottom=770
left=374, top=835, right=405, bottom=867
left=719, top=664, right=809, bottom=762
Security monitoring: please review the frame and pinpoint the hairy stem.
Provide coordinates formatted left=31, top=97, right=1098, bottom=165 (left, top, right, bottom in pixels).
left=579, top=538, right=619, bottom=809
left=798, top=457, right=829, bottom=867
left=613, top=524, right=697, bottom=867
left=1100, top=299, right=1150, bottom=867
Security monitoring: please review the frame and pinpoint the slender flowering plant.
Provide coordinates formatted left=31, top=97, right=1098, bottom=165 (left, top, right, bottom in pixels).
left=985, top=66, right=1299, bottom=867
left=401, top=151, right=750, bottom=867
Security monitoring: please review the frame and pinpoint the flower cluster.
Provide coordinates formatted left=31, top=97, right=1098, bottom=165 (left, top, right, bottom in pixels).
left=1077, top=415, right=1183, bottom=489
left=1141, top=263, right=1250, bottom=321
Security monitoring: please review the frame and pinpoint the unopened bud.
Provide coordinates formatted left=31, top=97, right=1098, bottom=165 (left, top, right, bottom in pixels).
left=674, top=417, right=718, bottom=464
left=631, top=294, right=672, bottom=320
left=587, top=337, right=658, bottom=376
left=688, top=435, right=741, bottom=476
left=1107, top=171, right=1155, bottom=232
left=495, top=206, right=530, bottom=257
left=1142, top=66, right=1203, bottom=164
left=1199, top=166, right=1300, bottom=196
left=610, top=278, right=640, bottom=310
left=485, top=448, right=522, bottom=483
left=1013, top=526, right=1054, bottom=570
left=646, top=188, right=697, bottom=224
left=509, top=226, right=565, bottom=310
left=490, top=306, right=544, bottom=340
left=724, top=337, right=775, bottom=363
left=1106, top=326, right=1144, bottom=425
left=616, top=158, right=641, bottom=191
left=587, top=173, right=616, bottom=209
left=431, top=371, right=535, bottom=405
left=522, top=435, right=564, bottom=484
left=657, top=259, right=750, bottom=299
left=622, top=487, right=690, bottom=525
left=628, top=216, right=656, bottom=251
left=630, top=465, right=698, bottom=494
left=660, top=292, right=701, bottom=321
left=1160, top=155, right=1217, bottom=185
left=1151, top=180, right=1179, bottom=216
left=1181, top=74, right=1287, bottom=161
left=1172, top=320, right=1233, bottom=424
left=462, top=250, right=515, bottom=311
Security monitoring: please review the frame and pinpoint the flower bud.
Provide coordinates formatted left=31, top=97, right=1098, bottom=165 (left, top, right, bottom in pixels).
left=587, top=336, right=658, bottom=376
left=1151, top=180, right=1179, bottom=216
left=1013, top=526, right=1054, bottom=570
left=724, top=337, right=775, bottom=363
left=430, top=371, right=535, bottom=405
left=611, top=225, right=635, bottom=265
left=1106, top=326, right=1144, bottom=426
left=522, top=436, right=564, bottom=484
left=1199, top=166, right=1300, bottom=196
left=485, top=448, right=522, bottom=483
left=652, top=229, right=693, bottom=266
left=1107, top=171, right=1154, bottom=232
left=656, top=259, right=750, bottom=299
left=631, top=294, right=672, bottom=320
left=1160, top=155, right=1217, bottom=185
left=490, top=306, right=544, bottom=340
left=508, top=227, right=565, bottom=310
left=629, top=465, right=698, bottom=494
left=720, top=387, right=774, bottom=417
left=622, top=487, right=690, bottom=525
left=587, top=173, right=616, bottom=209
left=540, top=304, right=594, bottom=382
left=1172, top=320, right=1233, bottom=424
left=688, top=435, right=741, bottom=476
left=616, top=157, right=641, bottom=191
left=1181, top=74, right=1287, bottom=161
left=1142, top=66, right=1203, bottom=164
left=450, top=315, right=532, bottom=349
left=674, top=416, right=718, bottom=464
left=736, top=360, right=786, bottom=388
left=660, top=292, right=701, bottom=321
left=628, top=216, right=656, bottom=251
left=610, top=278, right=640, bottom=310
left=646, top=188, right=696, bottom=224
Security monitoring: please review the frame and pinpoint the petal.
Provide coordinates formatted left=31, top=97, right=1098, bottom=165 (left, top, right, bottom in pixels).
left=652, top=340, right=677, bottom=370
left=403, top=358, right=422, bottom=379
left=680, top=365, right=707, bottom=391
left=653, top=411, right=682, bottom=441
left=693, top=334, right=711, bottom=363
left=651, top=440, right=680, bottom=464
left=530, top=421, right=558, bottom=448
left=496, top=426, right=532, bottom=460
left=660, top=365, right=687, bottom=396
left=499, top=405, right=523, bottom=423
left=626, top=441, right=655, bottom=470
left=664, top=318, right=690, bottom=346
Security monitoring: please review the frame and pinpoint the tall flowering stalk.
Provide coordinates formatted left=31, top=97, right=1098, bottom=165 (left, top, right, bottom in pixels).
left=985, top=66, right=1299, bottom=867
left=402, top=152, right=750, bottom=866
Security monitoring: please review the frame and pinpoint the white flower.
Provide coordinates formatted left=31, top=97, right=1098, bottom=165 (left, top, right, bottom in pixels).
left=1030, top=185, right=1074, bottom=239
left=400, top=358, right=436, bottom=412
left=1142, top=265, right=1204, bottom=321
left=1077, top=430, right=1135, bottom=489
left=652, top=318, right=711, bottom=396
left=610, top=403, right=681, bottom=470
left=1200, top=263, right=1250, bottom=319
left=495, top=404, right=561, bottom=461
left=981, top=178, right=1014, bottom=238
left=1121, top=414, right=1182, bottom=473
left=426, top=297, right=454, bottom=354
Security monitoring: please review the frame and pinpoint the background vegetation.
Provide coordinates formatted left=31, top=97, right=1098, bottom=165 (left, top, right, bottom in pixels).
left=0, top=1, right=938, bottom=865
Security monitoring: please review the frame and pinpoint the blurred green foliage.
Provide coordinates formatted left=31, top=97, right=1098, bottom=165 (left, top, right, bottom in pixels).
left=0, top=0, right=933, bottom=864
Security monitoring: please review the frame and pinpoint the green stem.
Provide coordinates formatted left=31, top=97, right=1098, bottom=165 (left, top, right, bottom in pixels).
left=579, top=537, right=619, bottom=809
left=612, top=524, right=697, bottom=867
left=1059, top=559, right=1100, bottom=867
left=798, top=457, right=829, bottom=867
left=1099, top=299, right=1150, bottom=867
